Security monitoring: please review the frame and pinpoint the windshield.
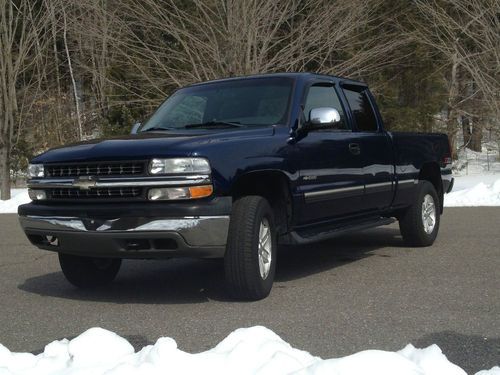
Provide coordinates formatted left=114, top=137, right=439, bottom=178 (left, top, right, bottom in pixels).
left=140, top=77, right=293, bottom=131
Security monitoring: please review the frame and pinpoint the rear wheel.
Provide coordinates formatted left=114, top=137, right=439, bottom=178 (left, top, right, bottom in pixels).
left=399, top=181, right=440, bottom=247
left=58, top=253, right=121, bottom=288
left=224, top=196, right=277, bottom=300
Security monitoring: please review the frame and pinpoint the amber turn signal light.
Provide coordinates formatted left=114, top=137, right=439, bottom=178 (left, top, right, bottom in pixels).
left=189, top=185, right=213, bottom=198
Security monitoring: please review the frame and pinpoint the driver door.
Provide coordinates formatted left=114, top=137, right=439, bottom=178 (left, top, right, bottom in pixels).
left=292, top=83, right=365, bottom=225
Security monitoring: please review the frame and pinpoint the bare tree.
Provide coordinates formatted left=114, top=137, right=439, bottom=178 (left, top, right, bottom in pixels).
left=412, top=0, right=500, bottom=157
left=0, top=0, right=48, bottom=200
left=62, top=6, right=83, bottom=141
left=85, top=0, right=113, bottom=118
left=98, top=0, right=407, bottom=107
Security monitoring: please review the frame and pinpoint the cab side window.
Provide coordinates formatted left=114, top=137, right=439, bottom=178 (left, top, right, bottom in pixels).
left=342, top=86, right=378, bottom=132
left=304, top=85, right=348, bottom=130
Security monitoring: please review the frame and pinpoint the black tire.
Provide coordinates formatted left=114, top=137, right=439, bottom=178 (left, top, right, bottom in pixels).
left=399, top=181, right=440, bottom=247
left=224, top=196, right=277, bottom=300
left=58, top=253, right=121, bottom=288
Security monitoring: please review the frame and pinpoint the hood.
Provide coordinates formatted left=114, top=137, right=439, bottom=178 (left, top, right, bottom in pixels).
left=31, top=127, right=275, bottom=164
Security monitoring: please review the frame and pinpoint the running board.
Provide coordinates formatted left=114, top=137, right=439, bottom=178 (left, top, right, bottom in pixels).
left=287, top=217, right=396, bottom=245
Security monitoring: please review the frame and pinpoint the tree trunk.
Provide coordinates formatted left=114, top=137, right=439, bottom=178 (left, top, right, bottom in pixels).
left=446, top=110, right=458, bottom=159
left=0, top=141, right=11, bottom=201
left=446, top=51, right=460, bottom=159
left=470, top=120, right=482, bottom=152
left=462, top=116, right=471, bottom=148
left=63, top=9, right=83, bottom=140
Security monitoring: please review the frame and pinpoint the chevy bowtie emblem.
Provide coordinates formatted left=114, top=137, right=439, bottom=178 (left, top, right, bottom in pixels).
left=72, top=176, right=97, bottom=190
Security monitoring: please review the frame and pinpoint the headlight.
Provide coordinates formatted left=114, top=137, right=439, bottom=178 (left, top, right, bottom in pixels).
left=28, top=189, right=47, bottom=200
left=28, top=164, right=44, bottom=178
left=149, top=158, right=210, bottom=175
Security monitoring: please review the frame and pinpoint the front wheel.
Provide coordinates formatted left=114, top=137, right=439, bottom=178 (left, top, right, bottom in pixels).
left=224, top=196, right=277, bottom=300
left=399, top=181, right=440, bottom=247
left=59, top=253, right=122, bottom=288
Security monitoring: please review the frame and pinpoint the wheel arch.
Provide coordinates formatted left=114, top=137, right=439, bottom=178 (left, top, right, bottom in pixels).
left=230, top=170, right=292, bottom=235
left=418, top=162, right=444, bottom=213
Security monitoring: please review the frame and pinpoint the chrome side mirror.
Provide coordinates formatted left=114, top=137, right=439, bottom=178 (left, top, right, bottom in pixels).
left=130, top=122, right=141, bottom=134
left=309, top=107, right=341, bottom=126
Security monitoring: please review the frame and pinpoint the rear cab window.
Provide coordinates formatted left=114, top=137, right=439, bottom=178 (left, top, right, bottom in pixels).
left=341, top=85, right=379, bottom=132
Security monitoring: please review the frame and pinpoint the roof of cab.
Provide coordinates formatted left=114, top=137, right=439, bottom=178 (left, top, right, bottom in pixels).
left=187, top=72, right=367, bottom=88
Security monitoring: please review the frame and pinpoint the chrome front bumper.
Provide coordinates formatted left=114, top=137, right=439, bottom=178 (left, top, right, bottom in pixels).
left=19, top=215, right=229, bottom=258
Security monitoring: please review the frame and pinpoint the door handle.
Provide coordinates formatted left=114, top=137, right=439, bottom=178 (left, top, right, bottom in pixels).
left=349, top=143, right=361, bottom=155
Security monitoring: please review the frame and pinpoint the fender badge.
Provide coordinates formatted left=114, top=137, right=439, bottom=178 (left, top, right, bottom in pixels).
left=72, top=176, right=97, bottom=190
left=303, top=175, right=317, bottom=181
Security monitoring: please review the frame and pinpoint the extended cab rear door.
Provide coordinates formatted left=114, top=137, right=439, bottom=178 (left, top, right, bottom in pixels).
left=340, top=84, right=395, bottom=212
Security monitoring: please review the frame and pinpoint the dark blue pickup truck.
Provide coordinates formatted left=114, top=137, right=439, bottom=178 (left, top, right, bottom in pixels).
left=19, top=73, right=453, bottom=300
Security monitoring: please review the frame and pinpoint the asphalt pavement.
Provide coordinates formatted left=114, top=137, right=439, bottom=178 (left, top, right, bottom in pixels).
left=0, top=208, right=499, bottom=373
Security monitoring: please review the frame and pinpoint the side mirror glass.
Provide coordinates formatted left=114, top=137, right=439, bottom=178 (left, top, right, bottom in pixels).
left=309, top=107, right=341, bottom=127
left=130, top=122, right=141, bottom=134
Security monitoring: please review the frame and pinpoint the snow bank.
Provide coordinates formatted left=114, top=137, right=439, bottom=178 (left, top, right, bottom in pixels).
left=0, top=189, right=30, bottom=214
left=443, top=143, right=500, bottom=206
left=476, top=368, right=500, bottom=375
left=444, top=177, right=500, bottom=207
left=0, top=326, right=496, bottom=375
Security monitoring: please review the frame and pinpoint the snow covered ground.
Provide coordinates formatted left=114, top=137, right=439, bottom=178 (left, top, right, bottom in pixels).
left=444, top=143, right=500, bottom=207
left=0, top=326, right=498, bottom=375
left=444, top=175, right=500, bottom=207
left=0, top=188, right=30, bottom=214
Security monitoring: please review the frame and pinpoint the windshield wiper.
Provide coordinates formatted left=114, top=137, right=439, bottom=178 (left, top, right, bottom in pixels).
left=184, top=121, right=245, bottom=129
left=140, top=126, right=178, bottom=132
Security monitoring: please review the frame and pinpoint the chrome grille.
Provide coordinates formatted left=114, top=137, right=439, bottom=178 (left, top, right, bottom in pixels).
left=45, top=162, right=144, bottom=177
left=47, top=187, right=142, bottom=199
